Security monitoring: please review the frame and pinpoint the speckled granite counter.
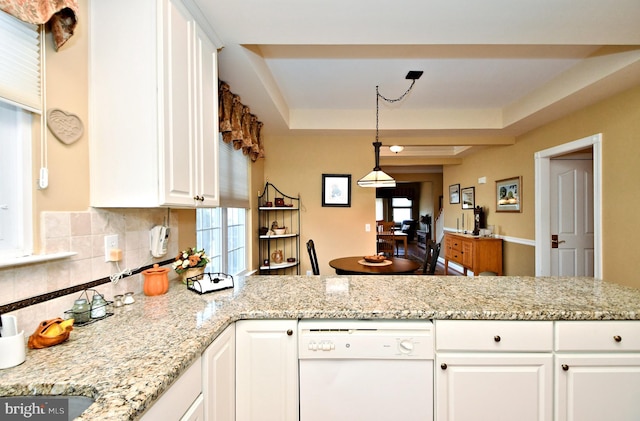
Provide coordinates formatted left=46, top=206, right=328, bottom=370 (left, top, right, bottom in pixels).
left=1, top=275, right=640, bottom=420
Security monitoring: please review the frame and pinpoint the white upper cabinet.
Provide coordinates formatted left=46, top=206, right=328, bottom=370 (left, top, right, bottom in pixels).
left=89, top=0, right=219, bottom=208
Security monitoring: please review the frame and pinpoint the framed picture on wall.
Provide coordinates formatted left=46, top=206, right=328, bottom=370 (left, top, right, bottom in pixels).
left=496, top=176, right=522, bottom=212
left=322, top=174, right=351, bottom=207
left=461, top=186, right=475, bottom=209
left=449, top=184, right=460, bottom=204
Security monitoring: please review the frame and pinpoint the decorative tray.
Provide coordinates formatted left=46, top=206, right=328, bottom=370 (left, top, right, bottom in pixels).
left=357, top=259, right=393, bottom=267
left=186, top=272, right=234, bottom=294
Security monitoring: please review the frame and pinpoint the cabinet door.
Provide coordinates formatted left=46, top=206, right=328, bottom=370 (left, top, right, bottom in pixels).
left=193, top=24, right=219, bottom=207
left=555, top=354, right=640, bottom=421
left=202, top=325, right=235, bottom=421
left=461, top=240, right=473, bottom=268
left=444, top=235, right=454, bottom=259
left=436, top=353, right=552, bottom=421
left=236, top=320, right=298, bottom=421
left=162, top=0, right=196, bottom=206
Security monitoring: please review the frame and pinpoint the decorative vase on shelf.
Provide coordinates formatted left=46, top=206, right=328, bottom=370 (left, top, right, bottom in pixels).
left=180, top=266, right=205, bottom=284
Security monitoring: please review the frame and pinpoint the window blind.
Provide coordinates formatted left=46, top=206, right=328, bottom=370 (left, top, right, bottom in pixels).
left=0, top=10, right=41, bottom=112
left=218, top=135, right=250, bottom=208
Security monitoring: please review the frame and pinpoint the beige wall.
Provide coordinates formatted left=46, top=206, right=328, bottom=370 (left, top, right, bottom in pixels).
left=441, top=85, right=640, bottom=284
left=31, top=1, right=91, bottom=252
left=262, top=135, right=379, bottom=274
left=260, top=86, right=640, bottom=284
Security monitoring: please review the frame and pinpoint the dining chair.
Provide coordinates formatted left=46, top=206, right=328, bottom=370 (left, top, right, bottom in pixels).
left=377, top=236, right=396, bottom=257
left=378, top=221, right=395, bottom=232
left=307, top=239, right=320, bottom=275
left=420, top=240, right=441, bottom=274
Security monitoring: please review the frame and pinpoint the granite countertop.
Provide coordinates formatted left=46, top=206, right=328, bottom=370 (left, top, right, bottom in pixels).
left=1, top=275, right=640, bottom=420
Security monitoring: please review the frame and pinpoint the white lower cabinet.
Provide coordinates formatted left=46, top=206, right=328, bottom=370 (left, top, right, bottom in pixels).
left=235, top=319, right=299, bottom=421
left=141, top=319, right=640, bottom=421
left=140, top=356, right=202, bottom=421
left=554, top=321, right=640, bottom=421
left=181, top=395, right=205, bottom=421
left=202, top=324, right=236, bottom=421
left=435, top=320, right=554, bottom=421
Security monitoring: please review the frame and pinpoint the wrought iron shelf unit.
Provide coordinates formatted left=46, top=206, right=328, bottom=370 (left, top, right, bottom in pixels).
left=258, top=183, right=300, bottom=275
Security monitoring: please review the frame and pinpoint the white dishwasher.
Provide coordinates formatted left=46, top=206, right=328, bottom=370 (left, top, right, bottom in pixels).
left=298, top=319, right=434, bottom=421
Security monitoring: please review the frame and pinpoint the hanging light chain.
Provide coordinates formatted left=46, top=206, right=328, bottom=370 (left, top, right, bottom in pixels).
left=378, top=79, right=417, bottom=104
left=375, top=79, right=417, bottom=143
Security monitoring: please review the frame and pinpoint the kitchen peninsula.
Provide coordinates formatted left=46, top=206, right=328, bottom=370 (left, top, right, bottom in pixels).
left=1, top=275, right=640, bottom=420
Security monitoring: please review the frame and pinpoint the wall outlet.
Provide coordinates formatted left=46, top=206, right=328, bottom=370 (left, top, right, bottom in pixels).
left=365, top=223, right=371, bottom=232
left=104, top=234, right=119, bottom=262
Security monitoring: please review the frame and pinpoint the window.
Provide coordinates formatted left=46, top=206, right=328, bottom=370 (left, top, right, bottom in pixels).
left=0, top=11, right=41, bottom=259
left=392, top=197, right=412, bottom=222
left=0, top=102, right=32, bottom=258
left=375, top=198, right=384, bottom=221
left=196, top=207, right=247, bottom=276
left=196, top=136, right=249, bottom=275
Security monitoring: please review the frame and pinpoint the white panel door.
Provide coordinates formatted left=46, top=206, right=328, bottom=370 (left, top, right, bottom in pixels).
left=193, top=23, right=219, bottom=207
left=550, top=158, right=594, bottom=276
left=436, top=354, right=553, bottom=421
left=162, top=0, right=196, bottom=205
left=555, top=355, right=640, bottom=421
left=236, top=320, right=298, bottom=421
left=202, top=325, right=235, bottom=421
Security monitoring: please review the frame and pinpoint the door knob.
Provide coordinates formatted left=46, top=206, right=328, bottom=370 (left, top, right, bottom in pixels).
left=551, top=234, right=566, bottom=248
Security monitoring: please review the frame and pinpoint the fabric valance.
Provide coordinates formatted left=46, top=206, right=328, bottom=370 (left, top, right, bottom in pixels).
left=219, top=80, right=264, bottom=162
left=0, top=0, right=79, bottom=50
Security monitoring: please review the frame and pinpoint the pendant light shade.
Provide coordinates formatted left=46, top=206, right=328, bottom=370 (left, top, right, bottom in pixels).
left=357, top=169, right=396, bottom=188
left=357, top=141, right=396, bottom=187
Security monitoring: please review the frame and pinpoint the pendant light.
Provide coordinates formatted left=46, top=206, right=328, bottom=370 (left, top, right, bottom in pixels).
left=357, top=71, right=422, bottom=188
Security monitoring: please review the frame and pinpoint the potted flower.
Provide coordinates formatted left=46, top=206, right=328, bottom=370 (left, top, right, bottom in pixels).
left=173, top=247, right=210, bottom=283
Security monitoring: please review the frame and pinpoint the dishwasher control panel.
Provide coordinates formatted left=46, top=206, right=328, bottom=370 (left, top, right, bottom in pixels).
left=298, top=319, right=434, bottom=359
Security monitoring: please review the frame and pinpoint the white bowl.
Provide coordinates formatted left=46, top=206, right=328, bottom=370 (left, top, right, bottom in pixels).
left=273, top=228, right=287, bottom=235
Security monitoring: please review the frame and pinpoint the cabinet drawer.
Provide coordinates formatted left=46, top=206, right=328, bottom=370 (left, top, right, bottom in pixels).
left=449, top=238, right=463, bottom=252
left=555, top=321, right=640, bottom=351
left=436, top=320, right=553, bottom=352
left=448, top=251, right=463, bottom=263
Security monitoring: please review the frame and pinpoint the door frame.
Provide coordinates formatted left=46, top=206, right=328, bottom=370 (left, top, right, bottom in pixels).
left=534, top=134, right=602, bottom=278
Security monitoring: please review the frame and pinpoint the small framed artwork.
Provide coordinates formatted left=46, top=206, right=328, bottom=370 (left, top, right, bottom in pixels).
left=449, top=184, right=460, bottom=204
left=496, top=176, right=522, bottom=212
left=322, top=174, right=351, bottom=207
left=461, top=186, right=475, bottom=209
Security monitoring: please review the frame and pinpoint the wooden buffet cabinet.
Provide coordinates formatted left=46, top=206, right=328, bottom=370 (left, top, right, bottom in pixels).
left=444, top=232, right=503, bottom=276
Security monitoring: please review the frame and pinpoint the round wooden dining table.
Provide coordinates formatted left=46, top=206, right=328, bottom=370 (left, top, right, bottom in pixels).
left=329, top=256, right=420, bottom=275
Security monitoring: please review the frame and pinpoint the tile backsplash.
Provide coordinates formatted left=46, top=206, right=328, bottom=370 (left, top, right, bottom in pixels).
left=0, top=208, right=179, bottom=335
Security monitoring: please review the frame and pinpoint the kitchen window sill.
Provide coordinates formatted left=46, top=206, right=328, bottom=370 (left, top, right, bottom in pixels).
left=0, top=252, right=77, bottom=269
